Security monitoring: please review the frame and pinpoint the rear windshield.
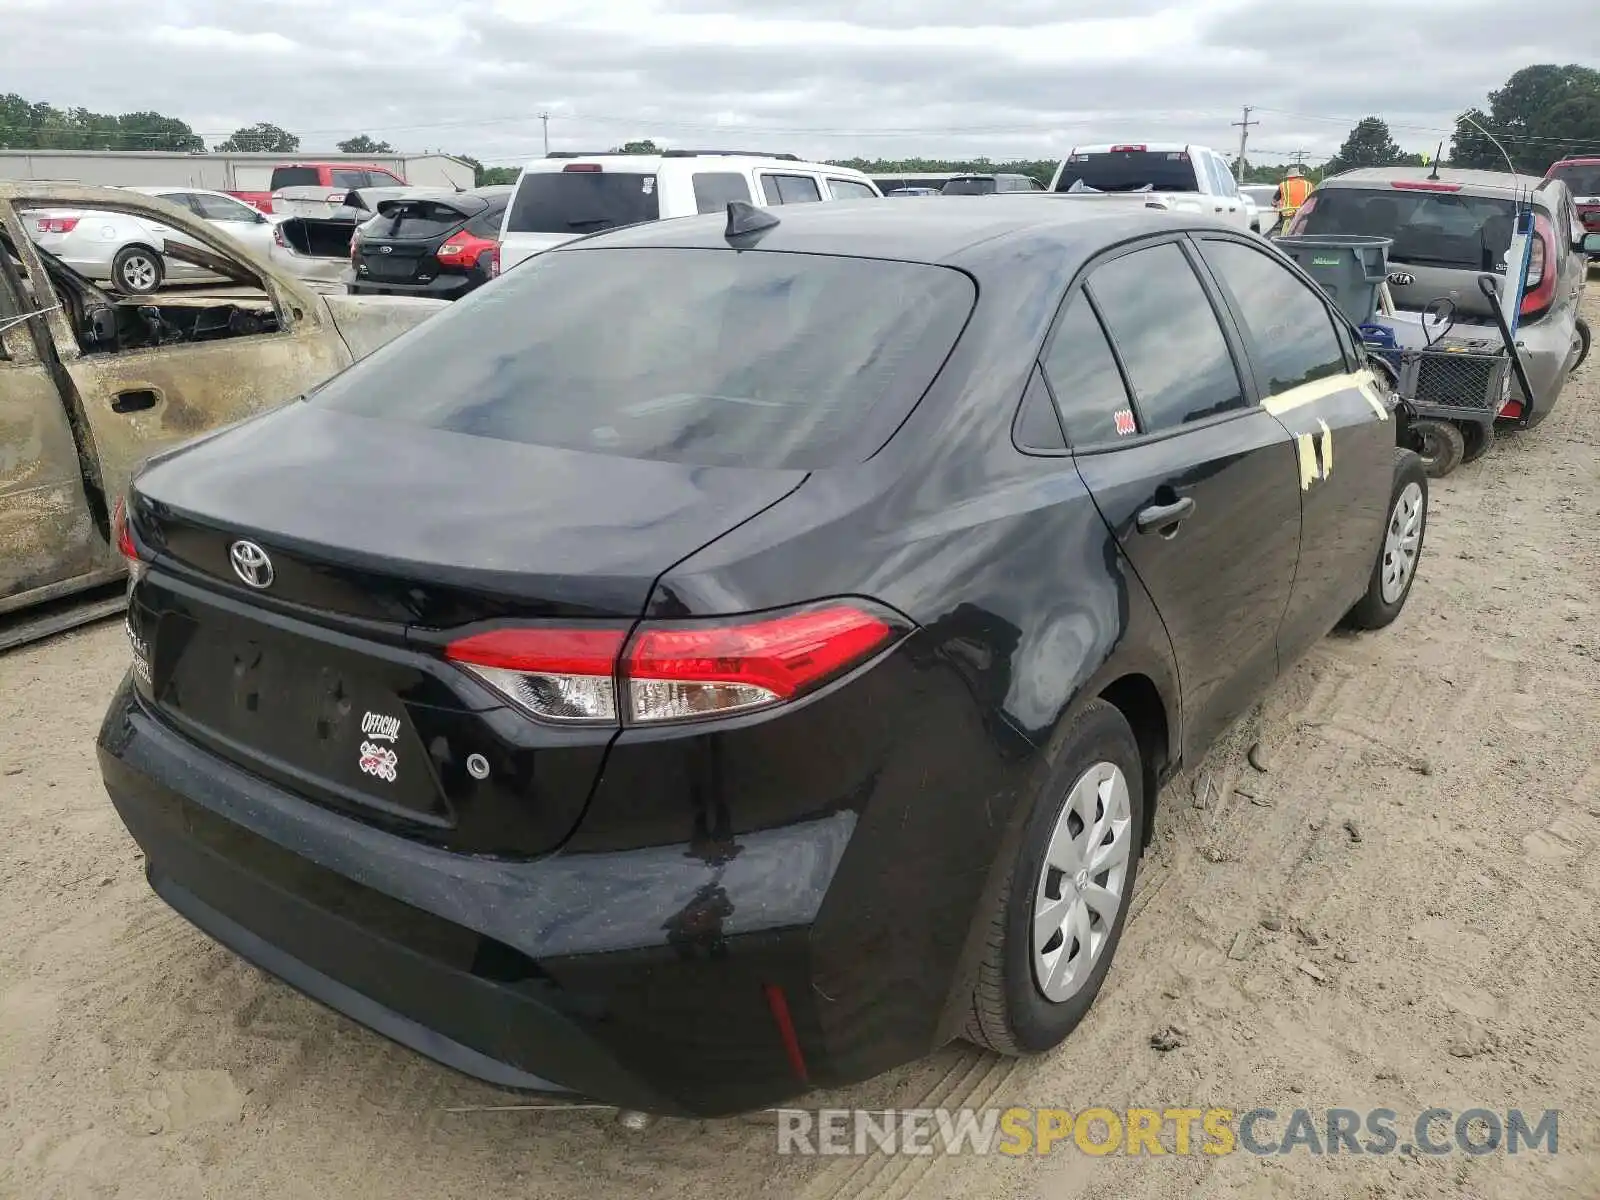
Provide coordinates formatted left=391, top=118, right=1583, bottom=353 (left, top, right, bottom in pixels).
left=372, top=200, right=471, bottom=239
left=1550, top=163, right=1600, bottom=197
left=271, top=167, right=319, bottom=189
left=314, top=247, right=975, bottom=469
left=1299, top=187, right=1517, bottom=271
left=505, top=171, right=661, bottom=234
left=1053, top=151, right=1199, bottom=193
left=942, top=177, right=997, bottom=195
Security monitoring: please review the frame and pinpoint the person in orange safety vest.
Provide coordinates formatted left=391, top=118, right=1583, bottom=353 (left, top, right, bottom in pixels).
left=1274, top=166, right=1313, bottom=232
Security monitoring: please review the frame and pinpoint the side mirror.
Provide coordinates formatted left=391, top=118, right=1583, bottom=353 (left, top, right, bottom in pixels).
left=1583, top=232, right=1600, bottom=255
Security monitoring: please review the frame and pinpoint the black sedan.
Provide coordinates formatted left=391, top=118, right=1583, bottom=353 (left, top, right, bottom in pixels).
left=99, top=197, right=1427, bottom=1117
left=349, top=185, right=511, bottom=300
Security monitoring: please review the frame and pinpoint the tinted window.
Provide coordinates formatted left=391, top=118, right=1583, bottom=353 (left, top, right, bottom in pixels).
left=1055, top=150, right=1200, bottom=194
left=761, top=175, right=823, bottom=205
left=693, top=172, right=753, bottom=213
left=1088, top=243, right=1244, bottom=430
left=942, top=177, right=997, bottom=195
left=317, top=248, right=976, bottom=470
left=1299, top=187, right=1516, bottom=271
left=331, top=169, right=368, bottom=190
left=1199, top=239, right=1347, bottom=393
left=506, top=172, right=661, bottom=234
left=1042, top=297, right=1136, bottom=444
left=372, top=200, right=471, bottom=239
left=1014, top=370, right=1067, bottom=451
left=189, top=192, right=258, bottom=221
left=828, top=179, right=877, bottom=200
left=270, top=167, right=319, bottom=189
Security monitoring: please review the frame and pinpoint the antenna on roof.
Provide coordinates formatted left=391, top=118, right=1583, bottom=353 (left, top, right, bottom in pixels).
left=1427, top=141, right=1443, bottom=181
left=724, top=200, right=779, bottom=242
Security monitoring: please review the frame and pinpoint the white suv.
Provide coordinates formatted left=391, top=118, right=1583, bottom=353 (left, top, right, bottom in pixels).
left=497, top=152, right=882, bottom=271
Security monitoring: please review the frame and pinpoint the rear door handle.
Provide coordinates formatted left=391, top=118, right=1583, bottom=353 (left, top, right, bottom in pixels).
left=1214, top=205, right=1224, bottom=212
left=1137, top=496, right=1196, bottom=535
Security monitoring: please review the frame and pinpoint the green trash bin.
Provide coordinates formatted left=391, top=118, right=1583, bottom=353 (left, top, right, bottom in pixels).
left=1274, top=234, right=1393, bottom=326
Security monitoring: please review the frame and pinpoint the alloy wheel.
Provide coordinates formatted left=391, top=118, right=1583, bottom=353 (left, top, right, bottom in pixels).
left=121, top=253, right=159, bottom=293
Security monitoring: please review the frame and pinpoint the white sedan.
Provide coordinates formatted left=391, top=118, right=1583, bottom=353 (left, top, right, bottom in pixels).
left=26, top=187, right=279, bottom=294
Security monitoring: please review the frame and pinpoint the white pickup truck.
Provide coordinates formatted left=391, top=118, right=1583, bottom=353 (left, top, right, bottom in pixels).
left=1047, top=143, right=1256, bottom=233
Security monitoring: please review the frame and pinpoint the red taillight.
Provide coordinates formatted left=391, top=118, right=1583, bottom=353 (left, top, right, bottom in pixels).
left=1500, top=398, right=1524, bottom=420
left=446, top=628, right=626, bottom=724
left=443, top=604, right=902, bottom=726
left=563, top=163, right=603, bottom=172
left=626, top=606, right=895, bottom=722
left=1109, top=144, right=1146, bottom=153
left=112, top=497, right=149, bottom=583
left=436, top=232, right=496, bottom=269
left=1390, top=180, right=1462, bottom=193
left=36, top=216, right=79, bottom=234
left=1520, top=213, right=1557, bottom=319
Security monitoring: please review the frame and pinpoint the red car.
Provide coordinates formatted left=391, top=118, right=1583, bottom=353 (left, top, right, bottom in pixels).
left=1546, top=157, right=1600, bottom=256
left=260, top=162, right=408, bottom=215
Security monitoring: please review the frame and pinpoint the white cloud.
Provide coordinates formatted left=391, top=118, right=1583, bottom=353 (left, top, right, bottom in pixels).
left=0, top=0, right=1592, bottom=167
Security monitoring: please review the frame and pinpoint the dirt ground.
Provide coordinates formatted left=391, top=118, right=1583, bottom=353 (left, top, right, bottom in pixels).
left=2, top=290, right=1598, bottom=1200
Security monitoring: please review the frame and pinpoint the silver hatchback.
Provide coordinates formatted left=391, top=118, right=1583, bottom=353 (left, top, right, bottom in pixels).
left=1289, top=167, right=1589, bottom=427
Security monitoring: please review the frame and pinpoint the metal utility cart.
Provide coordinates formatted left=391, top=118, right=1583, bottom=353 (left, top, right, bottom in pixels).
left=1360, top=274, right=1534, bottom=479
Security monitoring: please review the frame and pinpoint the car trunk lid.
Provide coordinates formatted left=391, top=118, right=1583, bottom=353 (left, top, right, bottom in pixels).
left=127, top=403, right=805, bottom=854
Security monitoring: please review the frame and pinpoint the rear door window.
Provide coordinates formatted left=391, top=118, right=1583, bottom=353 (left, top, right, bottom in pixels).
left=827, top=179, right=877, bottom=200
left=1198, top=238, right=1348, bottom=394
left=270, top=167, right=319, bottom=189
left=189, top=192, right=259, bottom=222
left=1299, top=187, right=1517, bottom=271
left=760, top=174, right=823, bottom=205
left=331, top=169, right=369, bottom=190
left=506, top=171, right=661, bottom=233
left=1041, top=296, right=1137, bottom=444
left=693, top=172, right=753, bottom=213
left=1055, top=150, right=1200, bottom=194
left=315, top=247, right=976, bottom=470
left=1088, top=242, right=1246, bottom=431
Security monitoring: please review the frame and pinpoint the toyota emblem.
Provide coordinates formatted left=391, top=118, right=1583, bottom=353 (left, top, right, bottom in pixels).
left=229, top=540, right=274, bottom=589
left=380, top=245, right=392, bottom=254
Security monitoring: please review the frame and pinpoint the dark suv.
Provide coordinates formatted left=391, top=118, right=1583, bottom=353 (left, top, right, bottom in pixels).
left=350, top=186, right=511, bottom=301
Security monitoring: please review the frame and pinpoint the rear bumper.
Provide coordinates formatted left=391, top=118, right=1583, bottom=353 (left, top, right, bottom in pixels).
left=98, top=676, right=857, bottom=1116
left=349, top=272, right=484, bottom=300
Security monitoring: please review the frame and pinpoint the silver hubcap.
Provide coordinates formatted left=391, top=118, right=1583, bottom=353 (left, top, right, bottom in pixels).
left=122, top=255, right=158, bottom=291
left=1381, top=481, right=1424, bottom=604
left=1032, top=761, right=1133, bottom=1003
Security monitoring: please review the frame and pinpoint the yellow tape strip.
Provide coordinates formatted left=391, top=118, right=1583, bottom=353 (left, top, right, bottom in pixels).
left=1261, top=370, right=1388, bottom=422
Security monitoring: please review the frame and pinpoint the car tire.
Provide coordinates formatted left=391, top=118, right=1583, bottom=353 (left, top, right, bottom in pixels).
left=1344, top=448, right=1427, bottom=631
left=1460, top=419, right=1495, bottom=465
left=1573, top=317, right=1592, bottom=373
left=966, top=699, right=1143, bottom=1057
left=1408, top=418, right=1464, bottom=478
left=112, top=245, right=164, bottom=295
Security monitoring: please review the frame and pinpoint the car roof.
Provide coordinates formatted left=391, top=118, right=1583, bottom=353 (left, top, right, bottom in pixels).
left=125, top=185, right=243, bottom=200
left=1069, top=142, right=1195, bottom=154
left=554, top=194, right=1218, bottom=270
left=518, top=154, right=868, bottom=176
left=1322, top=165, right=1549, bottom=198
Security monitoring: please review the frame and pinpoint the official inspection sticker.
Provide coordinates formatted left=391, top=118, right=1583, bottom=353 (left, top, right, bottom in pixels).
left=361, top=711, right=401, bottom=743
left=1114, top=409, right=1137, bottom=436
left=359, top=742, right=399, bottom=783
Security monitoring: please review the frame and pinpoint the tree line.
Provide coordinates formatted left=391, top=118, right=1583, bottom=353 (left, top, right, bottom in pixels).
left=2, top=63, right=1595, bottom=188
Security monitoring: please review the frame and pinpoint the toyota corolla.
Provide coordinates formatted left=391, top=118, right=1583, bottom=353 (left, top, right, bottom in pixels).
left=98, top=197, right=1427, bottom=1117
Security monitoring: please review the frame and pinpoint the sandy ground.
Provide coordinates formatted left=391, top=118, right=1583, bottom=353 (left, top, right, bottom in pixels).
left=2, top=290, right=1598, bottom=1200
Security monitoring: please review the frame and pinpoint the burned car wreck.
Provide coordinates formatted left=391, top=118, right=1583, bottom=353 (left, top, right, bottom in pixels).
left=0, top=182, right=447, bottom=629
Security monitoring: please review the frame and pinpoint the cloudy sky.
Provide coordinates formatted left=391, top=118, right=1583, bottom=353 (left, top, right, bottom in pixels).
left=2, top=0, right=1595, bottom=166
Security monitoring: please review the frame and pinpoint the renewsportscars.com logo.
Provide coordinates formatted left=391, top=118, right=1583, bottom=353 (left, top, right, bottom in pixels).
left=776, top=1107, right=1560, bottom=1158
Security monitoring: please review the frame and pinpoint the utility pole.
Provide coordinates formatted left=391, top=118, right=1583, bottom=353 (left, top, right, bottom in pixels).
left=540, top=112, right=550, bottom=157
left=1232, top=105, right=1258, bottom=180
